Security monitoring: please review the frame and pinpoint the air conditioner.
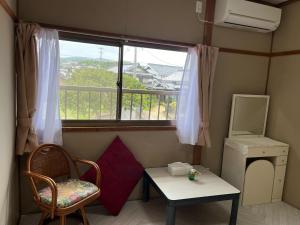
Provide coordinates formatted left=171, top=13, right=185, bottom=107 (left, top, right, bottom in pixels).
left=214, top=0, right=282, bottom=33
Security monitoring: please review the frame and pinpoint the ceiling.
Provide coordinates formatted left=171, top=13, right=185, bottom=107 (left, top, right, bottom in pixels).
left=261, top=0, right=288, bottom=4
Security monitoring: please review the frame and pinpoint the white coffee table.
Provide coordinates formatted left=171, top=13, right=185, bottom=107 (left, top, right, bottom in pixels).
left=143, top=165, right=240, bottom=225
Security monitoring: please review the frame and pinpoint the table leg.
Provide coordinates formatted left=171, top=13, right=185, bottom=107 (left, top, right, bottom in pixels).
left=143, top=172, right=150, bottom=202
left=229, top=194, right=240, bottom=225
left=166, top=205, right=176, bottom=225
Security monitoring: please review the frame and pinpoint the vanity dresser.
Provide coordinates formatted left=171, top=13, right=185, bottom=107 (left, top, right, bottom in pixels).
left=221, top=94, right=289, bottom=206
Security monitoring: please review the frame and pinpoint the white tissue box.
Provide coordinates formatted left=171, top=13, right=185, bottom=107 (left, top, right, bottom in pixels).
left=168, top=162, right=193, bottom=176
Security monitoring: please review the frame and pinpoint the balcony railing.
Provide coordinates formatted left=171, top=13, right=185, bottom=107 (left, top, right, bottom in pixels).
left=60, top=85, right=179, bottom=120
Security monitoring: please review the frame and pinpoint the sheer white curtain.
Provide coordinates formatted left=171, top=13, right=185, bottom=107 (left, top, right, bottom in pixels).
left=176, top=47, right=200, bottom=145
left=176, top=45, right=219, bottom=146
left=33, top=28, right=62, bottom=145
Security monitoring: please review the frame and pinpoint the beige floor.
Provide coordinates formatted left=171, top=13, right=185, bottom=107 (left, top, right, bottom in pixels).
left=19, top=199, right=300, bottom=225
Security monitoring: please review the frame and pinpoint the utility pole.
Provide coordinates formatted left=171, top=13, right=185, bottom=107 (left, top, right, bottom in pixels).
left=99, top=47, right=103, bottom=68
left=133, top=47, right=137, bottom=78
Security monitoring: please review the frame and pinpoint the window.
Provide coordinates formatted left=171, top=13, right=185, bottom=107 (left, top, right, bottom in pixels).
left=60, top=40, right=119, bottom=120
left=121, top=46, right=187, bottom=120
left=59, top=36, right=187, bottom=125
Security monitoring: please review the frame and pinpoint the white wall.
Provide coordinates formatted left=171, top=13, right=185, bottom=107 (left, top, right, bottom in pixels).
left=0, top=4, right=18, bottom=225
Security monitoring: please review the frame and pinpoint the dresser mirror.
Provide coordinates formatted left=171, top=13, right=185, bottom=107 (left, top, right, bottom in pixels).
left=228, top=94, right=270, bottom=138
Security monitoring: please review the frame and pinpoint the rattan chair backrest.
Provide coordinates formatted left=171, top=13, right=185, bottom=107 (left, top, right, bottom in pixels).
left=28, top=144, right=71, bottom=183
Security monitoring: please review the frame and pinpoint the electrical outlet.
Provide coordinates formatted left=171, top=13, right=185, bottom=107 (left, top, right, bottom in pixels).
left=196, top=1, right=203, bottom=14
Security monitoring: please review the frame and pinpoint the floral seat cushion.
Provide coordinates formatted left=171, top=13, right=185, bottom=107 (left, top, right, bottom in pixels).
left=38, top=179, right=98, bottom=208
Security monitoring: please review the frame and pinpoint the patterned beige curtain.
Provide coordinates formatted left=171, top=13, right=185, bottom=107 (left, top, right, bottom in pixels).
left=197, top=45, right=219, bottom=148
left=15, top=23, right=40, bottom=155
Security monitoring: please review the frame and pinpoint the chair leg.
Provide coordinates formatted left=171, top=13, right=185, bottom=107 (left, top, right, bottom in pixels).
left=80, top=207, right=89, bottom=225
left=38, top=211, right=48, bottom=225
left=60, top=215, right=66, bottom=225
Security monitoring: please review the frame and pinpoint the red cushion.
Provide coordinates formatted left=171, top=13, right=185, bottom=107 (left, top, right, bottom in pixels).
left=80, top=136, right=144, bottom=215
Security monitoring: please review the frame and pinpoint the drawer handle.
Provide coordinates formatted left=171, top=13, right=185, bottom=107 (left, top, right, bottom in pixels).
left=282, top=160, right=285, bottom=163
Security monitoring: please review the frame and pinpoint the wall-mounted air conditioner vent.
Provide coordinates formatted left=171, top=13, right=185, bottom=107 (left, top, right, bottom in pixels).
left=214, top=0, right=282, bottom=33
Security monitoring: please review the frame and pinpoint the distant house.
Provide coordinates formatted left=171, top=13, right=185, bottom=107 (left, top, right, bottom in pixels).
left=108, top=63, right=183, bottom=90
left=60, top=57, right=184, bottom=90
left=148, top=63, right=182, bottom=79
left=163, top=70, right=184, bottom=90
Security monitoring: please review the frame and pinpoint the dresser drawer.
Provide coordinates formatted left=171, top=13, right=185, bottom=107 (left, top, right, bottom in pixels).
left=248, top=147, right=289, bottom=158
left=273, top=156, right=288, bottom=165
left=272, top=165, right=286, bottom=200
left=280, top=148, right=289, bottom=156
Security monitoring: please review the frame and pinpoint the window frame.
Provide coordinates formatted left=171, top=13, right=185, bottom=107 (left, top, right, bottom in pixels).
left=59, top=31, right=187, bottom=128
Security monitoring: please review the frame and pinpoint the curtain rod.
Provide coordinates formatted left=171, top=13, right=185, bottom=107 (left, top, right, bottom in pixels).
left=39, top=23, right=196, bottom=49
left=36, top=22, right=270, bottom=57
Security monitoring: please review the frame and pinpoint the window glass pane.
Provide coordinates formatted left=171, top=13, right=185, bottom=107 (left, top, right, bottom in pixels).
left=59, top=40, right=119, bottom=120
left=121, top=45, right=187, bottom=120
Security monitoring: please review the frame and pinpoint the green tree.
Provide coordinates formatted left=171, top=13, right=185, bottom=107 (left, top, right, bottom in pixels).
left=60, top=66, right=162, bottom=120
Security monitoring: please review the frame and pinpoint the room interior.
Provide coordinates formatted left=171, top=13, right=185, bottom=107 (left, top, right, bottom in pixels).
left=1, top=0, right=300, bottom=225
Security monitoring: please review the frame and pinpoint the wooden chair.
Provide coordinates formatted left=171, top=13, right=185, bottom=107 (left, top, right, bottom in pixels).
left=24, top=144, right=101, bottom=225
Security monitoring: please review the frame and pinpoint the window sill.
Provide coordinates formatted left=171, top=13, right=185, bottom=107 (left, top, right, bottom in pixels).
left=62, top=125, right=176, bottom=132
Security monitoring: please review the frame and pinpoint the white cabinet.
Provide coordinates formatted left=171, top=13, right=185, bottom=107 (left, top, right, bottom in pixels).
left=223, top=94, right=289, bottom=206
left=221, top=136, right=289, bottom=206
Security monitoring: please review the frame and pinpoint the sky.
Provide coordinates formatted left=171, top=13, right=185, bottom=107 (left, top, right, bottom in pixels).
left=59, top=40, right=187, bottom=67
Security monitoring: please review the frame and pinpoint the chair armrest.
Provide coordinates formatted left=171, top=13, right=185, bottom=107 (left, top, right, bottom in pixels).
left=74, top=159, right=101, bottom=187
left=24, top=171, right=58, bottom=218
